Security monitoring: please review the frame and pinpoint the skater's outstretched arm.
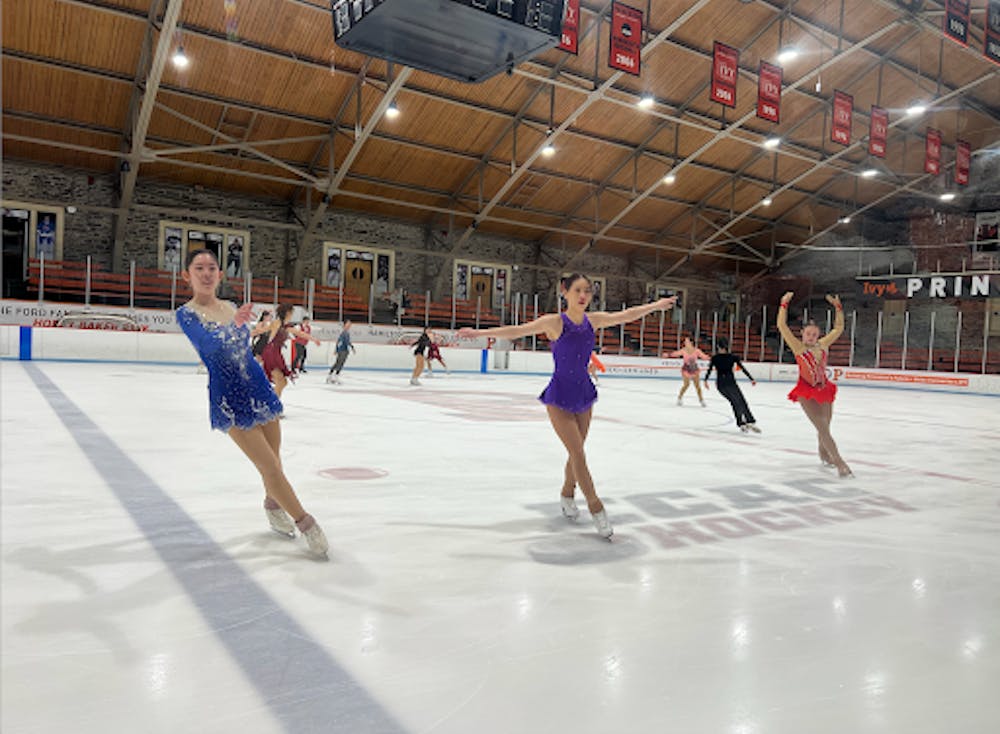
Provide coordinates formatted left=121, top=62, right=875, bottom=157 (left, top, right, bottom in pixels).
left=287, top=326, right=320, bottom=345
left=734, top=356, right=756, bottom=384
left=589, top=297, right=676, bottom=329
left=819, top=294, right=845, bottom=349
left=459, top=313, right=562, bottom=341
left=777, top=291, right=805, bottom=355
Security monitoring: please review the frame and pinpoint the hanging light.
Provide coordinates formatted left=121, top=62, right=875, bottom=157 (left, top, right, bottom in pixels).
left=776, top=47, right=799, bottom=64
left=637, top=94, right=655, bottom=109
left=663, top=172, right=676, bottom=185
left=762, top=137, right=781, bottom=149
left=385, top=101, right=400, bottom=119
left=939, top=192, right=956, bottom=202
left=838, top=215, right=852, bottom=224
left=762, top=195, right=774, bottom=207
left=171, top=45, right=189, bottom=69
left=541, top=139, right=556, bottom=157
left=906, top=104, right=927, bottom=117
left=861, top=168, right=879, bottom=178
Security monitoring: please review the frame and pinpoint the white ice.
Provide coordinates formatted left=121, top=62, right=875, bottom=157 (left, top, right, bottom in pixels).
left=2, top=362, right=999, bottom=733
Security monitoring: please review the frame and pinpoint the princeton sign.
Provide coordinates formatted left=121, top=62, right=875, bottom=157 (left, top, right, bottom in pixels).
left=857, top=273, right=999, bottom=300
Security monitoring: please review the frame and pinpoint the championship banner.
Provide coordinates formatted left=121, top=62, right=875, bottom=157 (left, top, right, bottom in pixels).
left=609, top=1, right=642, bottom=76
left=925, top=128, right=942, bottom=175
left=986, top=0, right=1000, bottom=65
left=856, top=273, right=1000, bottom=300
left=943, top=0, right=970, bottom=46
left=956, top=140, right=971, bottom=185
left=756, top=61, right=782, bottom=123
left=869, top=105, right=888, bottom=158
left=830, top=91, right=853, bottom=146
left=711, top=42, right=739, bottom=108
left=558, top=0, right=579, bottom=54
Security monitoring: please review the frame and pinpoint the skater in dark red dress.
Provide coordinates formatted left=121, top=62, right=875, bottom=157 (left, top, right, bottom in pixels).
left=425, top=331, right=449, bottom=376
left=262, top=304, right=319, bottom=398
left=460, top=274, right=676, bottom=539
left=777, top=291, right=852, bottom=477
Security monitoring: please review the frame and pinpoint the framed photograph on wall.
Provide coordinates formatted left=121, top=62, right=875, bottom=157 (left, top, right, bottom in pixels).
left=159, top=221, right=250, bottom=273
left=225, top=234, right=244, bottom=278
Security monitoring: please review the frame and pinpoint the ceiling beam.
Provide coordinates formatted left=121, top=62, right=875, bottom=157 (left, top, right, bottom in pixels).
left=6, top=106, right=823, bottom=247
left=292, top=67, right=414, bottom=284
left=438, top=0, right=716, bottom=274
left=111, top=0, right=182, bottom=272
left=663, top=69, right=997, bottom=277
left=561, top=17, right=907, bottom=275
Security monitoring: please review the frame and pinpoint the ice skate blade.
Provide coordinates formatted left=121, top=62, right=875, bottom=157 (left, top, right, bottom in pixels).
left=270, top=528, right=295, bottom=539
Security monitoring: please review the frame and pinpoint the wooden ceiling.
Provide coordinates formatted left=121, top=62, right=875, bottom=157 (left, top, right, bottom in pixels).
left=3, top=0, right=999, bottom=271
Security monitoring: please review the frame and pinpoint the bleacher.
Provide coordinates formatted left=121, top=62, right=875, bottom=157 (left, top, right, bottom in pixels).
left=19, top=258, right=999, bottom=373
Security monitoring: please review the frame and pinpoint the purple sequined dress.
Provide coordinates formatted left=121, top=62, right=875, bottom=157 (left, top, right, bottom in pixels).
left=539, top=313, right=598, bottom=414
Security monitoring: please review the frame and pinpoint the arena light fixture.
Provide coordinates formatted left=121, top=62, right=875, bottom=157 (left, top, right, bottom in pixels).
left=776, top=47, right=799, bottom=64
left=762, top=195, right=774, bottom=207
left=171, top=46, right=189, bottom=69
left=906, top=104, right=927, bottom=117
left=838, top=215, right=852, bottom=224
left=541, top=141, right=556, bottom=157
left=762, top=137, right=781, bottom=149
left=663, top=172, right=676, bottom=185
left=939, top=192, right=956, bottom=202
left=384, top=101, right=400, bottom=119
left=861, top=168, right=879, bottom=178
left=637, top=94, right=655, bottom=109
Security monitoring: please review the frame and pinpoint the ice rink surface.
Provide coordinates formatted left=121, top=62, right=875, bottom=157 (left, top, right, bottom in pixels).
left=2, top=361, right=999, bottom=734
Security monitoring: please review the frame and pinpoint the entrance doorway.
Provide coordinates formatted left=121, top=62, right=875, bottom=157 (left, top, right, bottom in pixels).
left=345, top=256, right=373, bottom=302
left=470, top=271, right=494, bottom=308
left=2, top=209, right=30, bottom=299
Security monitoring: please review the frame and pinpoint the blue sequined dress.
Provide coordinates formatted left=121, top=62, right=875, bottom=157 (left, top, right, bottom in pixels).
left=539, top=313, right=598, bottom=414
left=176, top=305, right=283, bottom=431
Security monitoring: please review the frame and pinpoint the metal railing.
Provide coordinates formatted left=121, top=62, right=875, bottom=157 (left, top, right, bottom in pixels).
left=17, top=257, right=999, bottom=373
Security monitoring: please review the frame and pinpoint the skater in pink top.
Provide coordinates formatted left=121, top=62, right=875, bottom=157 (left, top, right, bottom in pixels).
left=665, top=336, right=710, bottom=406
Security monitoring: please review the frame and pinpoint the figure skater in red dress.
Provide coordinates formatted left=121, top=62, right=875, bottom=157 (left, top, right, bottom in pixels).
left=777, top=291, right=852, bottom=477
left=262, top=304, right=319, bottom=398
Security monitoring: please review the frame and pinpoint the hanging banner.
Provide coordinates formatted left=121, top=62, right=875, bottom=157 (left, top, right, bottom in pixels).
left=956, top=140, right=971, bottom=185
left=711, top=42, right=739, bottom=108
left=830, top=90, right=853, bottom=146
left=869, top=105, right=889, bottom=158
left=986, top=0, right=1000, bottom=65
left=609, top=2, right=642, bottom=75
left=925, top=128, right=942, bottom=175
left=756, top=61, right=782, bottom=123
left=559, top=0, right=580, bottom=54
left=943, top=0, right=971, bottom=46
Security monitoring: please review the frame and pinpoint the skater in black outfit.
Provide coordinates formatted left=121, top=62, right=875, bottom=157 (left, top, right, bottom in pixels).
left=704, top=338, right=760, bottom=433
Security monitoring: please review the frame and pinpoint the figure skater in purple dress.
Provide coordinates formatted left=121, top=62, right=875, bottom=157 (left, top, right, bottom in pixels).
left=460, top=274, right=676, bottom=539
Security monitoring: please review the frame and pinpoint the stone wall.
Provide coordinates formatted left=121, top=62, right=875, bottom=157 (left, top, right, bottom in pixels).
left=3, top=158, right=727, bottom=314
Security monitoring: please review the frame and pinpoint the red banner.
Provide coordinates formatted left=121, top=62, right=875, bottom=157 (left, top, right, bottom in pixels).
left=756, top=61, right=782, bottom=123
left=869, top=105, right=889, bottom=158
left=559, top=0, right=580, bottom=54
left=609, top=2, right=642, bottom=76
left=830, top=91, right=853, bottom=146
left=956, top=140, right=971, bottom=185
left=944, top=0, right=971, bottom=46
left=986, top=0, right=1000, bottom=65
left=925, top=128, right=942, bottom=175
left=711, top=42, right=739, bottom=108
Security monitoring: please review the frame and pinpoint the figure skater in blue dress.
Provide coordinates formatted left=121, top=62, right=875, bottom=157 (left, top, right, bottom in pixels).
left=176, top=249, right=328, bottom=557
left=460, top=274, right=676, bottom=539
